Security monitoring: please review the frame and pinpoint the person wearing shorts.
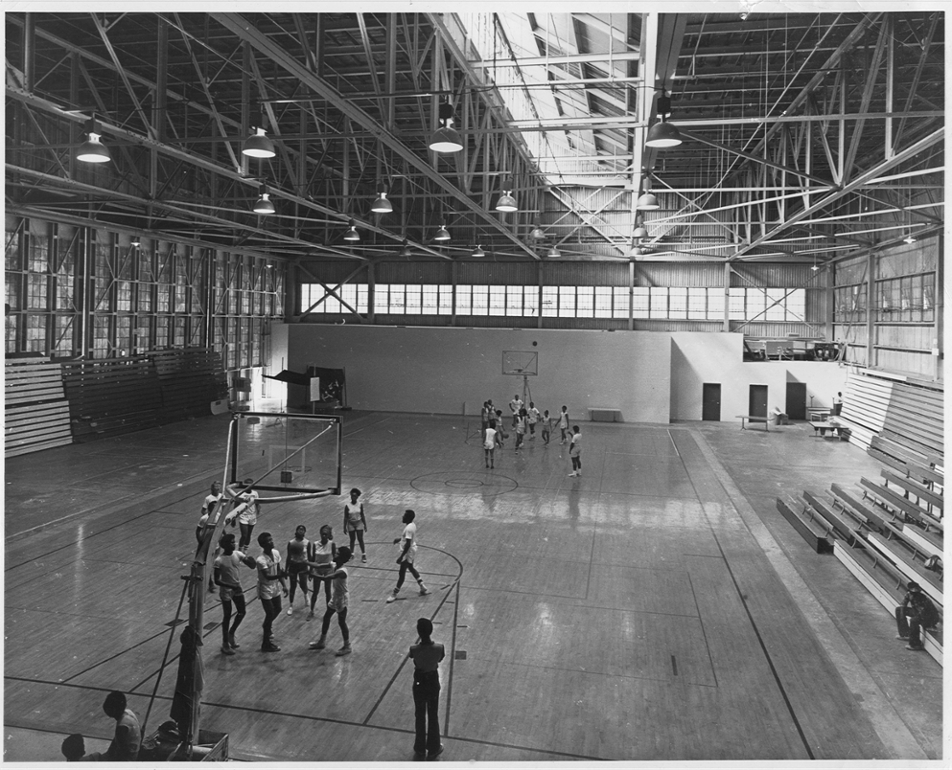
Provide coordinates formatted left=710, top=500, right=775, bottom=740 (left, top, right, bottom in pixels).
left=256, top=531, right=287, bottom=652
left=484, top=423, right=497, bottom=468
left=214, top=532, right=256, bottom=655
left=308, top=524, right=337, bottom=619
left=558, top=406, right=570, bottom=444
left=308, top=546, right=353, bottom=656
left=343, top=488, right=369, bottom=563
left=197, top=481, right=224, bottom=591
left=285, top=525, right=310, bottom=615
left=541, top=410, right=553, bottom=444
left=227, top=478, right=260, bottom=553
left=527, top=402, right=541, bottom=439
left=568, top=425, right=582, bottom=477
left=514, top=408, right=527, bottom=452
left=386, top=510, right=429, bottom=603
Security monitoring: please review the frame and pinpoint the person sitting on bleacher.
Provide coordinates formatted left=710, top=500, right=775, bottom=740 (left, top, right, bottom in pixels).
left=895, top=581, right=939, bottom=651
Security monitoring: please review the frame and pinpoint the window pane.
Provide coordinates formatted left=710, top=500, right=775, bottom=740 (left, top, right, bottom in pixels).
left=649, top=287, right=668, bottom=318
left=687, top=288, right=706, bottom=319
left=489, top=286, right=506, bottom=316
left=707, top=288, right=725, bottom=320
left=669, top=287, right=687, bottom=319
left=594, top=286, right=612, bottom=318
left=764, top=289, right=785, bottom=321
left=632, top=287, right=649, bottom=318
left=746, top=290, right=766, bottom=321
left=506, top=285, right=523, bottom=316
left=558, top=286, right=575, bottom=317
left=421, top=284, right=438, bottom=313
left=374, top=284, right=389, bottom=313
left=390, top=284, right=406, bottom=313
left=785, top=289, right=805, bottom=321
left=613, top=287, right=629, bottom=319
left=471, top=285, right=489, bottom=315
left=357, top=285, right=369, bottom=313
left=541, top=286, right=558, bottom=317
left=324, top=292, right=341, bottom=314
left=523, top=286, right=539, bottom=317
left=438, top=285, right=453, bottom=315
left=728, top=288, right=745, bottom=320
left=576, top=286, right=594, bottom=318
left=456, top=285, right=472, bottom=315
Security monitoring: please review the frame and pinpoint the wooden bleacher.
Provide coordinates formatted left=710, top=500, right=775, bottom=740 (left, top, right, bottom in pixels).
left=881, top=470, right=943, bottom=516
left=860, top=477, right=943, bottom=533
left=4, top=357, right=74, bottom=457
left=775, top=496, right=835, bottom=553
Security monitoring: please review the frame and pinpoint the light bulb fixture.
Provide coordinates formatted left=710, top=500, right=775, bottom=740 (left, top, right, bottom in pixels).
left=472, top=244, right=486, bottom=258
left=546, top=245, right=561, bottom=259
left=253, top=185, right=275, bottom=215
left=811, top=256, right=819, bottom=271
left=371, top=185, right=393, bottom=214
left=903, top=232, right=917, bottom=244
left=645, top=91, right=683, bottom=149
left=495, top=189, right=518, bottom=213
left=400, top=239, right=413, bottom=258
left=76, top=117, right=111, bottom=163
left=636, top=192, right=660, bottom=210
left=633, top=223, right=649, bottom=240
left=530, top=222, right=546, bottom=240
left=344, top=219, right=360, bottom=242
left=130, top=238, right=141, bottom=247
left=242, top=127, right=275, bottom=159
left=434, top=224, right=451, bottom=242
left=429, top=102, right=464, bottom=153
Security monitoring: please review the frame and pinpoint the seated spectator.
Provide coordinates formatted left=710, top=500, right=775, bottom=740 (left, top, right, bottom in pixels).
left=84, top=691, right=141, bottom=761
left=61, top=733, right=85, bottom=761
left=895, top=581, right=940, bottom=651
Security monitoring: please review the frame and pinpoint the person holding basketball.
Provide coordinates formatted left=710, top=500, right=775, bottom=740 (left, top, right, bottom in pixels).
left=255, top=531, right=287, bottom=653
left=307, top=524, right=338, bottom=619
left=226, top=478, right=260, bottom=553
left=343, top=488, right=369, bottom=563
left=308, top=546, right=353, bottom=656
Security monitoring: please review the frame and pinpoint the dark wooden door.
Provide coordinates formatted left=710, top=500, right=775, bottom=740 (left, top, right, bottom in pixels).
left=749, top=384, right=768, bottom=417
left=702, top=383, right=721, bottom=421
left=786, top=382, right=807, bottom=420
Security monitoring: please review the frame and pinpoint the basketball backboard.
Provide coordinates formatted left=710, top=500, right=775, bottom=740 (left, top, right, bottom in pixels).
left=502, top=350, right=539, bottom=375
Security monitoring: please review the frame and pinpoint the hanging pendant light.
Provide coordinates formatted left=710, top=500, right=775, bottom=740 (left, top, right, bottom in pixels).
left=344, top=218, right=360, bottom=242
left=546, top=245, right=561, bottom=259
left=530, top=222, right=546, bottom=240
left=253, top=185, right=275, bottom=215
left=636, top=192, right=660, bottom=210
left=495, top=185, right=518, bottom=213
left=242, top=127, right=276, bottom=159
left=645, top=91, right=683, bottom=149
left=434, top=224, right=451, bottom=242
left=429, top=102, right=464, bottom=153
left=471, top=244, right=486, bottom=258
left=633, top=222, right=649, bottom=240
left=400, top=239, right=413, bottom=258
left=371, top=185, right=393, bottom=214
left=76, top=117, right=111, bottom=163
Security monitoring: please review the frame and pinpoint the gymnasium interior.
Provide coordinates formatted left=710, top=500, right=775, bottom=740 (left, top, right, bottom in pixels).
left=4, top=6, right=945, bottom=764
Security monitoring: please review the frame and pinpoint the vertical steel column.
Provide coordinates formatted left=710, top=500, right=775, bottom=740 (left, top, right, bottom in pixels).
left=723, top=262, right=731, bottom=332
left=934, top=233, right=943, bottom=381
left=628, top=260, right=635, bottom=331
left=367, top=262, right=375, bottom=324
left=537, top=260, right=543, bottom=329
left=865, top=250, right=875, bottom=367
left=78, top=225, right=92, bottom=359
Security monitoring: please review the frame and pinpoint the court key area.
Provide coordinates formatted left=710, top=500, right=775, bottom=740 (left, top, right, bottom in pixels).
left=3, top=410, right=941, bottom=761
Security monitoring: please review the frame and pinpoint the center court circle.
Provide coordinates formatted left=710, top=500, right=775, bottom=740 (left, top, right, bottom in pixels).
left=411, top=471, right=518, bottom=496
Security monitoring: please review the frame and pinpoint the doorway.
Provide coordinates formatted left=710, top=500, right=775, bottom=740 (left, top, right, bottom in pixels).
left=749, top=384, right=768, bottom=417
left=702, top=383, right=721, bottom=421
left=785, top=382, right=807, bottom=420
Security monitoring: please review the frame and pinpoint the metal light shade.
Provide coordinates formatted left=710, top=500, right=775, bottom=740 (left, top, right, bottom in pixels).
left=546, top=245, right=561, bottom=259
left=242, top=127, right=276, bottom=159
left=637, top=192, right=660, bottom=210
left=76, top=132, right=111, bottom=163
left=429, top=124, right=464, bottom=153
left=633, top=225, right=649, bottom=240
left=400, top=240, right=413, bottom=258
left=253, top=192, right=275, bottom=215
left=371, top=192, right=393, bottom=214
left=434, top=225, right=451, bottom=242
left=530, top=225, right=546, bottom=240
left=495, top=192, right=518, bottom=213
left=344, top=219, right=360, bottom=242
left=472, top=245, right=486, bottom=258
left=645, top=120, right=683, bottom=148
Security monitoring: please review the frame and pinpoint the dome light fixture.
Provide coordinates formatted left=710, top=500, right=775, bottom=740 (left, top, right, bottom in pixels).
left=429, top=102, right=464, bottom=153
left=546, top=245, right=561, bottom=259
left=472, top=244, right=486, bottom=258
left=495, top=190, right=518, bottom=213
left=242, top=127, right=276, bottom=159
left=636, top=192, right=660, bottom=210
left=371, top=185, right=393, bottom=214
left=76, top=117, right=111, bottom=163
left=400, top=238, right=413, bottom=258
left=633, top=223, right=649, bottom=240
left=344, top=218, right=360, bottom=242
left=530, top=222, right=546, bottom=240
left=253, top=185, right=275, bottom=215
left=434, top=224, right=451, bottom=242
left=645, top=91, right=683, bottom=149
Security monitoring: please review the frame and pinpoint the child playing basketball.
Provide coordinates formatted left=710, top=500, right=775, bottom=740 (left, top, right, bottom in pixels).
left=541, top=410, right=553, bottom=444
left=386, top=510, right=430, bottom=603
left=307, top=524, right=337, bottom=619
left=308, top=546, right=353, bottom=656
left=484, top=422, right=497, bottom=468
left=285, top=525, right=310, bottom=615
left=527, top=402, right=541, bottom=439
left=514, top=408, right=527, bottom=451
left=343, top=488, right=369, bottom=563
left=558, top=406, right=570, bottom=444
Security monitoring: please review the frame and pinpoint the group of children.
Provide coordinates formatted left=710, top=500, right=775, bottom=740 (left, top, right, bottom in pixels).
left=195, top=485, right=431, bottom=657
left=479, top=397, right=582, bottom=475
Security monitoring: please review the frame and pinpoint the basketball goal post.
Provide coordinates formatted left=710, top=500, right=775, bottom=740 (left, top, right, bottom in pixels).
left=502, top=351, right=539, bottom=404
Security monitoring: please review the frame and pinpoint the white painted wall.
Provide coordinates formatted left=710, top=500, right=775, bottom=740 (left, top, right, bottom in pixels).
left=269, top=324, right=849, bottom=424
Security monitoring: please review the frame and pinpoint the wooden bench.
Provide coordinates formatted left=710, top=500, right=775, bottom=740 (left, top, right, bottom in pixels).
left=882, top=470, right=943, bottom=517
left=860, top=478, right=943, bottom=533
left=830, top=483, right=892, bottom=533
left=588, top=407, right=622, bottom=422
left=776, top=497, right=834, bottom=553
left=809, top=420, right=847, bottom=438
left=866, top=531, right=944, bottom=606
left=737, top=414, right=770, bottom=431
left=803, top=491, right=866, bottom=546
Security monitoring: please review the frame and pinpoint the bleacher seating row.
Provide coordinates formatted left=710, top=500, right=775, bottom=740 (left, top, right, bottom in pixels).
left=5, top=349, right=229, bottom=452
left=776, top=459, right=943, bottom=665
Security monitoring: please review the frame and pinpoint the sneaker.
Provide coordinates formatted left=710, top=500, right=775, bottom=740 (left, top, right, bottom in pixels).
left=427, top=744, right=444, bottom=760
left=221, top=645, right=235, bottom=656
left=335, top=644, right=352, bottom=656
left=906, top=643, right=925, bottom=651
left=419, top=586, right=430, bottom=596
left=896, top=634, right=910, bottom=640
left=362, top=553, right=367, bottom=563
left=568, top=471, right=577, bottom=477
left=386, top=593, right=397, bottom=603
left=307, top=610, right=315, bottom=621
left=308, top=637, right=326, bottom=650
left=287, top=606, right=294, bottom=616
left=228, top=635, right=240, bottom=649
left=261, top=642, right=281, bottom=653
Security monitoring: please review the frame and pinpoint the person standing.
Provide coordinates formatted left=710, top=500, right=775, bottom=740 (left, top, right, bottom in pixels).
left=255, top=531, right=287, bottom=652
left=308, top=546, right=353, bottom=656
left=527, top=402, right=541, bottom=439
left=541, top=409, right=554, bottom=445
left=409, top=617, right=445, bottom=760
left=483, top=421, right=497, bottom=469
left=493, top=409, right=506, bottom=448
left=480, top=401, right=492, bottom=443
left=514, top=408, right=527, bottom=452
left=558, top=406, right=570, bottom=444
left=343, top=488, right=369, bottom=563
left=197, top=481, right=225, bottom=592
left=509, top=393, right=524, bottom=428
left=285, top=525, right=310, bottom=615
left=227, top=478, right=260, bottom=553
left=895, top=581, right=939, bottom=651
left=308, top=524, right=338, bottom=619
left=568, top=425, right=582, bottom=477
left=213, top=532, right=256, bottom=655
left=832, top=391, right=843, bottom=416
left=386, top=510, right=430, bottom=603
left=83, top=691, right=141, bottom=761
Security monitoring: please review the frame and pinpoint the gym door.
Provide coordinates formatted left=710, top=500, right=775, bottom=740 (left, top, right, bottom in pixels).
left=749, top=384, right=768, bottom=417
left=785, top=382, right=807, bottom=420
left=702, top=383, right=721, bottom=421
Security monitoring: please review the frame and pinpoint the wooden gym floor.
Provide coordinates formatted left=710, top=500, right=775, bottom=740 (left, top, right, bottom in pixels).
left=3, top=410, right=943, bottom=762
